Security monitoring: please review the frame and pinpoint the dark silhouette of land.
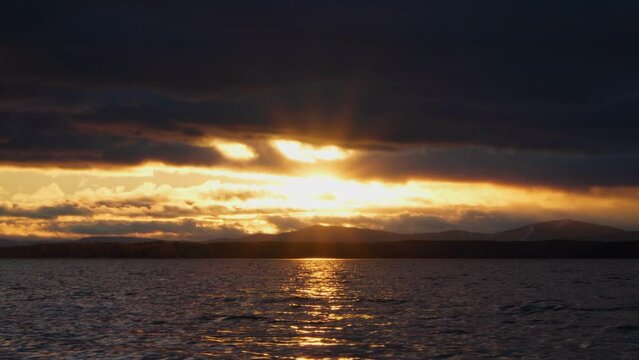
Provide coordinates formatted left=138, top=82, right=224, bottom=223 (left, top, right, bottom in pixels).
left=208, top=219, right=635, bottom=243
left=1, top=219, right=639, bottom=258
left=2, top=239, right=639, bottom=258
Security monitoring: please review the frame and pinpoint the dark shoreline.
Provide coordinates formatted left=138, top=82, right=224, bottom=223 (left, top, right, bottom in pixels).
left=2, top=240, right=639, bottom=258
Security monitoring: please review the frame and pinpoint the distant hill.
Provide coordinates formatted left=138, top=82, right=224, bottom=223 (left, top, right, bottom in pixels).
left=246, top=225, right=403, bottom=242
left=0, top=239, right=22, bottom=247
left=208, top=226, right=492, bottom=243
left=409, top=230, right=493, bottom=241
left=1, top=219, right=636, bottom=247
left=207, top=219, right=630, bottom=243
left=492, top=219, right=625, bottom=241
left=0, top=238, right=61, bottom=247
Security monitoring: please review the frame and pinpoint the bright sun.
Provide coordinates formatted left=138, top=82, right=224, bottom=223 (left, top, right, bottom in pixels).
left=272, top=140, right=349, bottom=163
left=212, top=141, right=257, bottom=161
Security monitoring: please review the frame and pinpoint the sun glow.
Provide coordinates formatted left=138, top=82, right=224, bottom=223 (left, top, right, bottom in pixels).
left=212, top=141, right=257, bottom=161
left=272, top=140, right=349, bottom=163
left=1, top=161, right=639, bottom=239
left=265, top=175, right=416, bottom=211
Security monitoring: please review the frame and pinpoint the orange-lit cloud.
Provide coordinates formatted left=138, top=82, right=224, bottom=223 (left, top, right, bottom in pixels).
left=3, top=2, right=638, bottom=242
left=1, top=160, right=639, bottom=240
left=272, top=140, right=350, bottom=163
left=212, top=141, right=257, bottom=161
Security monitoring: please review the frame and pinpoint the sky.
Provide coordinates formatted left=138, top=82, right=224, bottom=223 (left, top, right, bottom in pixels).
left=1, top=1, right=638, bottom=240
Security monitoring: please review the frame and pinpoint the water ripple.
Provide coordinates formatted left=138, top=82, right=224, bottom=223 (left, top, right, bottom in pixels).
left=1, top=259, right=639, bottom=358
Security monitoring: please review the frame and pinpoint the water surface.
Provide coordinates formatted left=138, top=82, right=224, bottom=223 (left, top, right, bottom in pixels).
left=2, top=259, right=639, bottom=359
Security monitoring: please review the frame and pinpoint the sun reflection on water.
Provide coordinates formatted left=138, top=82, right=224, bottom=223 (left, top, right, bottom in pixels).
left=199, top=259, right=383, bottom=357
left=294, top=259, right=344, bottom=299
left=287, top=259, right=360, bottom=349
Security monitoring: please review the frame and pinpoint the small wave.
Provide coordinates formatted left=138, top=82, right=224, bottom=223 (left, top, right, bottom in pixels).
left=195, top=314, right=225, bottom=322
left=616, top=325, right=639, bottom=332
left=259, top=295, right=315, bottom=304
left=206, top=296, right=241, bottom=303
left=222, top=315, right=270, bottom=321
left=574, top=305, right=639, bottom=313
left=513, top=300, right=570, bottom=315
left=361, top=298, right=408, bottom=304
left=439, top=329, right=471, bottom=335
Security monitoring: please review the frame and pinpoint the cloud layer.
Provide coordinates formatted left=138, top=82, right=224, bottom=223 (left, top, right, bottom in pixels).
left=2, top=1, right=639, bottom=237
left=2, top=2, right=638, bottom=160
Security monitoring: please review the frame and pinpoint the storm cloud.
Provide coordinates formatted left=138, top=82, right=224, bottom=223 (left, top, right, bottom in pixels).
left=341, top=147, right=639, bottom=188
left=44, top=219, right=246, bottom=240
left=1, top=1, right=638, bottom=189
left=0, top=203, right=91, bottom=219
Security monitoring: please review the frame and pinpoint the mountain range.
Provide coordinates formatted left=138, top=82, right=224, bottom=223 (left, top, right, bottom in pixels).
left=214, top=219, right=635, bottom=243
left=1, top=219, right=636, bottom=247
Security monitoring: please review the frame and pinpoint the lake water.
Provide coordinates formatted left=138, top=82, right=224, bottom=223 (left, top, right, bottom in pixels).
left=1, top=259, right=639, bottom=359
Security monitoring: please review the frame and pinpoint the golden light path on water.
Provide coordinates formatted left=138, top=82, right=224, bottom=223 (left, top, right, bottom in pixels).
left=289, top=259, right=378, bottom=353
left=5, top=256, right=637, bottom=358
left=194, top=259, right=381, bottom=358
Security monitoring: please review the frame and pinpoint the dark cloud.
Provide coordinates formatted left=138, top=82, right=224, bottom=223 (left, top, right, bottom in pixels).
left=91, top=198, right=232, bottom=219
left=267, top=216, right=310, bottom=232
left=385, top=210, right=549, bottom=234
left=208, top=189, right=276, bottom=202
left=0, top=203, right=91, bottom=219
left=93, top=197, right=159, bottom=210
left=141, top=205, right=230, bottom=219
left=379, top=214, right=454, bottom=233
left=450, top=210, right=545, bottom=234
left=0, top=119, right=225, bottom=166
left=45, top=219, right=245, bottom=240
left=1, top=1, right=638, bottom=186
left=265, top=211, right=542, bottom=234
left=341, top=147, right=639, bottom=188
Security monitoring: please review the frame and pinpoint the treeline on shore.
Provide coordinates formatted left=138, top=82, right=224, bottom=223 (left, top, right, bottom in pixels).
left=2, top=240, right=639, bottom=258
